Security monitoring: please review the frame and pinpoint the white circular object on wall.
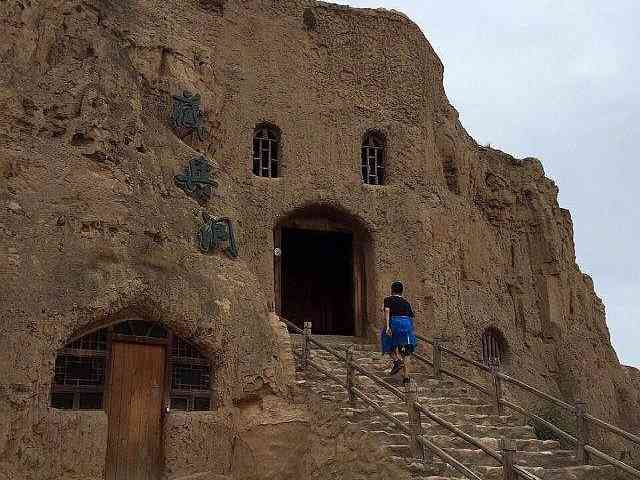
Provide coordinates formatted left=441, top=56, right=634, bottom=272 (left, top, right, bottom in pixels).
left=274, top=247, right=282, bottom=257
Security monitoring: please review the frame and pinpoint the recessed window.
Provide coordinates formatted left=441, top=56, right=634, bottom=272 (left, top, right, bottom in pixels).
left=51, top=330, right=107, bottom=410
left=361, top=131, right=385, bottom=185
left=481, top=327, right=508, bottom=366
left=169, top=337, right=211, bottom=411
left=253, top=124, right=281, bottom=178
left=50, top=321, right=213, bottom=412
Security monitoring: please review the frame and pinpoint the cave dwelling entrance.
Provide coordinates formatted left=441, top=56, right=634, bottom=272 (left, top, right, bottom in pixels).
left=274, top=206, right=372, bottom=337
left=51, top=319, right=212, bottom=480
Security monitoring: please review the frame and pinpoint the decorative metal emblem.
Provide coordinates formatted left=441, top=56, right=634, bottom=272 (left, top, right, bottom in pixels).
left=198, top=212, right=238, bottom=258
left=174, top=154, right=218, bottom=203
left=170, top=90, right=207, bottom=141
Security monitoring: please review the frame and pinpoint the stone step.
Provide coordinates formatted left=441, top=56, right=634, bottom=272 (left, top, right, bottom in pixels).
left=294, top=340, right=620, bottom=480
left=346, top=408, right=524, bottom=428
left=369, top=431, right=563, bottom=455
left=428, top=435, right=562, bottom=452
left=473, top=464, right=619, bottom=480
left=347, top=417, right=537, bottom=440
left=374, top=394, right=488, bottom=406
left=377, top=400, right=497, bottom=415
left=365, top=430, right=411, bottom=444
left=424, top=422, right=537, bottom=439
left=385, top=445, right=576, bottom=468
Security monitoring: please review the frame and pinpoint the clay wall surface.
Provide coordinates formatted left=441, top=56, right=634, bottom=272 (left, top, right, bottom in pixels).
left=1, top=0, right=638, bottom=476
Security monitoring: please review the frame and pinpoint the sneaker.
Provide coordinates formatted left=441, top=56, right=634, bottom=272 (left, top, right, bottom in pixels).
left=388, top=360, right=402, bottom=376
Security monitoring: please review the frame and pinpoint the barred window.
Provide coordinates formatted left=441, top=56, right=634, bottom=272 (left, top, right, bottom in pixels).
left=51, top=330, right=107, bottom=410
left=169, top=337, right=211, bottom=411
left=482, top=327, right=507, bottom=366
left=253, top=124, right=280, bottom=178
left=50, top=321, right=213, bottom=412
left=361, top=131, right=385, bottom=185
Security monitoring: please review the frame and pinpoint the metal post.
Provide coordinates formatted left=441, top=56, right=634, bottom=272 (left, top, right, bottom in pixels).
left=433, top=337, right=442, bottom=380
left=405, top=379, right=425, bottom=460
left=301, top=321, right=312, bottom=370
left=490, top=358, right=503, bottom=416
left=575, top=400, right=590, bottom=464
left=500, top=437, right=517, bottom=480
left=346, top=346, right=356, bottom=405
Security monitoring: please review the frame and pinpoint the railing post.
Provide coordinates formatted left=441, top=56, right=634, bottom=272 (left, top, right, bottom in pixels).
left=490, top=358, right=503, bottom=416
left=433, top=337, right=443, bottom=380
left=575, top=400, right=590, bottom=464
left=301, top=321, right=312, bottom=370
left=405, top=379, right=424, bottom=460
left=500, top=437, right=517, bottom=480
left=346, top=346, right=356, bottom=405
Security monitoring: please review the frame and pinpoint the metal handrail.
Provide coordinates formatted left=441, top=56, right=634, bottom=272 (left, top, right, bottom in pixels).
left=411, top=331, right=640, bottom=479
left=285, top=318, right=543, bottom=480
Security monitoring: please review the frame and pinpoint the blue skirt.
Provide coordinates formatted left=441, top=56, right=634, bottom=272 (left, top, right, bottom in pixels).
left=380, top=316, right=417, bottom=355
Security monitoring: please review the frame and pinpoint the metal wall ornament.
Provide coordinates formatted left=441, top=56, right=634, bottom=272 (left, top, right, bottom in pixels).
left=170, top=90, right=208, bottom=141
left=198, top=212, right=238, bottom=258
left=175, top=154, right=218, bottom=203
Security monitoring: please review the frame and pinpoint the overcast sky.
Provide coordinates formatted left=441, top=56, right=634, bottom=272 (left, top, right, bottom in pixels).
left=335, top=0, right=639, bottom=366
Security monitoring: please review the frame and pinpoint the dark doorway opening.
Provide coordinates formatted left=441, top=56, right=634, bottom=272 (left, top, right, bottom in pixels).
left=281, top=227, right=354, bottom=335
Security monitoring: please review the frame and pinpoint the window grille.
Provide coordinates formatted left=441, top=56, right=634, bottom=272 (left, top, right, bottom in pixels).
left=51, top=331, right=107, bottom=410
left=253, top=125, right=280, bottom=178
left=361, top=131, right=385, bottom=185
left=169, top=337, right=211, bottom=411
left=482, top=327, right=506, bottom=366
left=50, top=321, right=213, bottom=412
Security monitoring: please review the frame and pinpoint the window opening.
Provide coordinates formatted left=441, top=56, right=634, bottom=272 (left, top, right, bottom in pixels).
left=169, top=337, right=211, bottom=411
left=50, top=321, right=212, bottom=412
left=51, top=330, right=107, bottom=410
left=253, top=125, right=280, bottom=178
left=113, top=319, right=168, bottom=338
left=361, top=131, right=385, bottom=185
left=482, top=327, right=507, bottom=366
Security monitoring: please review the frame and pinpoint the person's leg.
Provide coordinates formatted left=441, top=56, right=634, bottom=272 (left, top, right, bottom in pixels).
left=389, top=349, right=402, bottom=375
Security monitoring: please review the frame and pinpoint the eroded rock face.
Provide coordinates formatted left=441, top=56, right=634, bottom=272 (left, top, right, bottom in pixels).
left=1, top=0, right=637, bottom=477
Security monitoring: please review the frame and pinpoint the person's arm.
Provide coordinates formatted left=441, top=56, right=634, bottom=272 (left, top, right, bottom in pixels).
left=385, top=307, right=391, bottom=334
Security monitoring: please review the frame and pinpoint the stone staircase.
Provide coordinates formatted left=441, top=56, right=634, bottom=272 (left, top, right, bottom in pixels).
left=293, top=338, right=619, bottom=480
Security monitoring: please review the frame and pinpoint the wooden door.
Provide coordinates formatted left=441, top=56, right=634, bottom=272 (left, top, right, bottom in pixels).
left=353, top=238, right=366, bottom=337
left=105, top=342, right=166, bottom=480
left=281, top=228, right=354, bottom=335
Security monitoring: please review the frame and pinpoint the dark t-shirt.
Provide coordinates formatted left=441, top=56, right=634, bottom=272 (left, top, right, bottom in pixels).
left=384, top=295, right=414, bottom=318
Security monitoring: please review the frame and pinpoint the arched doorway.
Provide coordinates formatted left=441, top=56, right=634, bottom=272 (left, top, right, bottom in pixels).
left=274, top=205, right=372, bottom=337
left=50, top=319, right=212, bottom=480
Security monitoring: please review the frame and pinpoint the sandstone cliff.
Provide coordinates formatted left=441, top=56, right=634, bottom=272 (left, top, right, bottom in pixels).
left=1, top=0, right=637, bottom=477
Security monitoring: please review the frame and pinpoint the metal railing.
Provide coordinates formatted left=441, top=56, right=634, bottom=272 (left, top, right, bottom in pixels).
left=415, top=333, right=640, bottom=478
left=284, top=319, right=543, bottom=480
